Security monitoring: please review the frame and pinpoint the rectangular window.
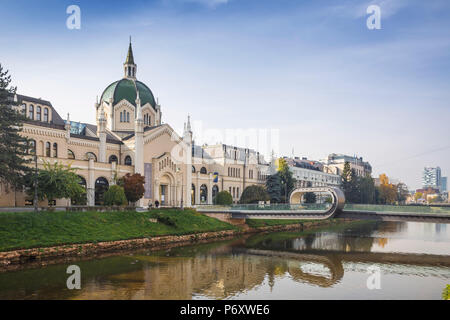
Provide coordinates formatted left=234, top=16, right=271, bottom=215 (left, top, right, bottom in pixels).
left=43, top=108, right=49, bottom=122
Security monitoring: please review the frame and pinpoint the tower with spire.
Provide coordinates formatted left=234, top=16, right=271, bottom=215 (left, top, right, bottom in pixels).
left=183, top=115, right=193, bottom=206
left=124, top=37, right=137, bottom=79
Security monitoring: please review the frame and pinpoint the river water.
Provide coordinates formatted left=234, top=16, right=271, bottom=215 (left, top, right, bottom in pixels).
left=0, top=220, right=449, bottom=300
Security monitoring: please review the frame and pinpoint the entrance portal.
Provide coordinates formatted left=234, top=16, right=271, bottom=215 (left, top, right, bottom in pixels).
left=160, top=184, right=167, bottom=206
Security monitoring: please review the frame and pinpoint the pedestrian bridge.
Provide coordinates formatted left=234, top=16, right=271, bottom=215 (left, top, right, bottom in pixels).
left=196, top=187, right=346, bottom=220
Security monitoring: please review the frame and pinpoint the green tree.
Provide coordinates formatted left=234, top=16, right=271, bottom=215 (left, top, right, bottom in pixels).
left=277, top=158, right=296, bottom=203
left=266, top=173, right=282, bottom=203
left=119, top=173, right=145, bottom=204
left=104, top=185, right=127, bottom=206
left=214, top=191, right=233, bottom=205
left=358, top=174, right=376, bottom=204
left=304, top=192, right=316, bottom=203
left=396, top=182, right=409, bottom=204
left=0, top=64, right=31, bottom=196
left=239, top=185, right=270, bottom=204
left=341, top=161, right=353, bottom=201
left=25, top=161, right=85, bottom=204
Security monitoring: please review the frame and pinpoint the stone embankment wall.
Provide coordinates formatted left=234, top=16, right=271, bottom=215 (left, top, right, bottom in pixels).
left=0, top=220, right=336, bottom=267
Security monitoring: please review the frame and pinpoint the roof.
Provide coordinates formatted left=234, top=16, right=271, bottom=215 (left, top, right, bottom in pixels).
left=100, top=79, right=156, bottom=109
left=122, top=124, right=163, bottom=141
left=16, top=94, right=66, bottom=128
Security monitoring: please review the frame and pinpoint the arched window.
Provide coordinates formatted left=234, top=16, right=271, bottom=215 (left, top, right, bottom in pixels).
left=43, top=108, right=49, bottom=122
left=21, top=104, right=26, bottom=115
left=200, top=184, right=208, bottom=203
left=95, top=177, right=109, bottom=205
left=28, top=140, right=36, bottom=155
left=124, top=155, right=132, bottom=166
left=36, top=106, right=41, bottom=121
left=192, top=166, right=196, bottom=173
left=52, top=143, right=58, bottom=158
left=29, top=105, right=34, bottom=120
left=85, top=152, right=97, bottom=162
left=108, top=155, right=118, bottom=164
left=68, top=149, right=75, bottom=159
left=127, top=112, right=130, bottom=122
left=200, top=167, right=207, bottom=174
left=72, top=175, right=87, bottom=205
left=120, top=111, right=123, bottom=122
left=45, top=142, right=51, bottom=157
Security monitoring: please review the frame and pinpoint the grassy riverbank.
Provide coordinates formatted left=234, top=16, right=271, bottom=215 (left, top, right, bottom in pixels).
left=0, top=209, right=236, bottom=252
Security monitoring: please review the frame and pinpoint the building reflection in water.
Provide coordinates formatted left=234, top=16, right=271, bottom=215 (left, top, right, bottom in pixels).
left=1, top=221, right=449, bottom=300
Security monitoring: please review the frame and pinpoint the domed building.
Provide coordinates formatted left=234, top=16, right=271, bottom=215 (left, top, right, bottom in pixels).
left=98, top=42, right=162, bottom=137
left=1, top=41, right=270, bottom=208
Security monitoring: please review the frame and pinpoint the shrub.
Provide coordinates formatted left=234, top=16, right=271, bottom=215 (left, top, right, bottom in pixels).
left=214, top=191, right=233, bottom=205
left=155, top=213, right=177, bottom=227
left=104, top=185, right=127, bottom=206
left=240, top=185, right=270, bottom=204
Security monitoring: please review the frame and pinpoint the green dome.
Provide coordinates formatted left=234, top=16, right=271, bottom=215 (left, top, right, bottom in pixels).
left=100, top=79, right=156, bottom=109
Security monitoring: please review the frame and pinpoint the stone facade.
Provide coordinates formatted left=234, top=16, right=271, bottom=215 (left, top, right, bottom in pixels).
left=0, top=42, right=268, bottom=207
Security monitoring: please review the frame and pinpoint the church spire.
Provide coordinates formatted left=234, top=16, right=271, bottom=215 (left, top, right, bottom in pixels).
left=124, top=37, right=137, bottom=79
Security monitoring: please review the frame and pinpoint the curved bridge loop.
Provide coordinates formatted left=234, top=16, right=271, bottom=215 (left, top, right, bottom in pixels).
left=196, top=187, right=346, bottom=220
left=288, top=187, right=346, bottom=219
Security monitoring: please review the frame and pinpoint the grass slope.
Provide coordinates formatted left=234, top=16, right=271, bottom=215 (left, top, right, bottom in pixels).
left=0, top=208, right=236, bottom=252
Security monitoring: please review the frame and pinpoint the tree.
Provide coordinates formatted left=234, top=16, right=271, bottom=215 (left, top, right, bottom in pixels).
left=240, top=185, right=270, bottom=204
left=277, top=158, right=296, bottom=203
left=214, top=191, right=233, bottom=205
left=25, top=161, right=85, bottom=204
left=414, top=192, right=423, bottom=202
left=104, top=185, right=127, bottom=206
left=266, top=173, right=282, bottom=203
left=377, top=184, right=397, bottom=204
left=396, top=183, right=409, bottom=204
left=304, top=192, right=316, bottom=204
left=341, top=161, right=356, bottom=202
left=358, top=174, right=376, bottom=204
left=0, top=64, right=31, bottom=194
left=120, top=173, right=145, bottom=204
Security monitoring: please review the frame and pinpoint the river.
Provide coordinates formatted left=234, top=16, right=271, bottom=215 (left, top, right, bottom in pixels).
left=0, top=220, right=449, bottom=299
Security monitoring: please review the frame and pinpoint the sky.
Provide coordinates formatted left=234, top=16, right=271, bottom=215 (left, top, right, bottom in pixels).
left=1, top=0, right=449, bottom=189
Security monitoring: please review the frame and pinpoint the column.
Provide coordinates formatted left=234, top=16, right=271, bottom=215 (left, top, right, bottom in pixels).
left=154, top=179, right=160, bottom=202
left=195, top=172, right=200, bottom=205
left=208, top=173, right=213, bottom=205
left=87, top=158, right=95, bottom=206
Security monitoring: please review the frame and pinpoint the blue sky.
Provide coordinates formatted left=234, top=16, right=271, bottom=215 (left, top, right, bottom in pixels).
left=1, top=0, right=449, bottom=189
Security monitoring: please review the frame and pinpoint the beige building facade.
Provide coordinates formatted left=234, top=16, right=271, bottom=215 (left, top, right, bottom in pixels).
left=0, top=42, right=268, bottom=207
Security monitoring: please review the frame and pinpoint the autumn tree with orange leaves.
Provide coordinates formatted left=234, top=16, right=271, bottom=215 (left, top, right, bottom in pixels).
left=119, top=173, right=145, bottom=204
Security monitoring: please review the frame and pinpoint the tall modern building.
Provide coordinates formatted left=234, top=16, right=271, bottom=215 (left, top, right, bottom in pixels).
left=441, top=177, right=447, bottom=193
left=422, top=167, right=442, bottom=191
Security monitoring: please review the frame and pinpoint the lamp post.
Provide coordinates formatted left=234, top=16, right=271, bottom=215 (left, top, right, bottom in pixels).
left=177, top=167, right=184, bottom=210
left=33, top=153, right=38, bottom=213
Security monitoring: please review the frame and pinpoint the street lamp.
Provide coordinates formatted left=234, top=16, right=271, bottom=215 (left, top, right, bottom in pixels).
left=176, top=166, right=184, bottom=210
left=33, top=153, right=38, bottom=213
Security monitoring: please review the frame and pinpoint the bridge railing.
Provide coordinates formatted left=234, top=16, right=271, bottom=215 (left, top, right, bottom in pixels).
left=195, top=203, right=332, bottom=212
left=344, top=203, right=450, bottom=215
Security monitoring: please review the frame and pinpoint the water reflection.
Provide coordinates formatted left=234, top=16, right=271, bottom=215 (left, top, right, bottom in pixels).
left=0, top=221, right=449, bottom=299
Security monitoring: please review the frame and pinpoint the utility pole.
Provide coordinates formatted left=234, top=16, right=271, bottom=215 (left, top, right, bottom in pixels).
left=34, top=154, right=38, bottom=213
left=177, top=167, right=184, bottom=210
